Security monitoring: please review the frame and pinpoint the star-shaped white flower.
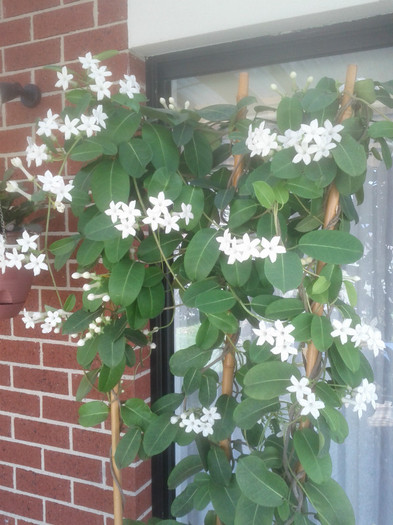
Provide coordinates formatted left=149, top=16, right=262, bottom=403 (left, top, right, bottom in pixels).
left=331, top=318, right=356, bottom=345
left=37, top=109, right=59, bottom=137
left=287, top=375, right=312, bottom=403
left=78, top=114, right=101, bottom=137
left=78, top=52, right=100, bottom=70
left=119, top=74, right=140, bottom=98
left=90, top=80, right=113, bottom=101
left=16, top=231, right=39, bottom=253
left=5, top=248, right=25, bottom=269
left=299, top=392, right=325, bottom=419
left=149, top=192, right=173, bottom=215
left=92, top=105, right=108, bottom=129
left=55, top=66, right=73, bottom=90
left=259, top=236, right=286, bottom=263
left=177, top=203, right=194, bottom=225
left=253, top=320, right=275, bottom=346
left=59, top=115, right=80, bottom=140
left=24, top=253, right=48, bottom=276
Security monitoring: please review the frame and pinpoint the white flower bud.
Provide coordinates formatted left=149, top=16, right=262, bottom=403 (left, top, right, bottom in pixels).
left=168, top=97, right=175, bottom=104
left=168, top=103, right=175, bottom=110
left=184, top=100, right=190, bottom=110
left=289, top=71, right=297, bottom=79
left=72, top=272, right=81, bottom=279
left=150, top=343, right=157, bottom=350
left=87, top=293, right=95, bottom=301
left=85, top=332, right=92, bottom=340
left=102, top=294, right=110, bottom=302
left=77, top=339, right=85, bottom=347
left=307, top=76, right=314, bottom=84
left=95, top=317, right=102, bottom=324
left=82, top=271, right=91, bottom=279
left=83, top=284, right=91, bottom=291
left=11, top=157, right=23, bottom=168
left=270, top=83, right=278, bottom=91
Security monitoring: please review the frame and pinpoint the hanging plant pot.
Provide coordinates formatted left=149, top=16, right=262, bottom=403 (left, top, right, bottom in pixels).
left=0, top=266, right=34, bottom=319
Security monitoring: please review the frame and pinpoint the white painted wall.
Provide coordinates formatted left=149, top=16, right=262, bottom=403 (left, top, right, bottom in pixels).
left=128, top=0, right=393, bottom=57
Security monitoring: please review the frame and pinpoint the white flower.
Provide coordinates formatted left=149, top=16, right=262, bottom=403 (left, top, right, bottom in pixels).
left=271, top=319, right=295, bottom=344
left=24, top=253, right=48, bottom=276
left=55, top=66, right=73, bottom=90
left=16, top=231, right=39, bottom=253
left=277, top=129, right=302, bottom=148
left=59, top=115, right=80, bottom=140
left=299, top=393, right=325, bottom=419
left=119, top=74, right=140, bottom=98
left=92, top=105, right=108, bottom=129
left=351, top=322, right=385, bottom=357
left=183, top=413, right=202, bottom=434
left=353, top=393, right=367, bottom=418
left=142, top=206, right=162, bottom=231
left=287, top=375, right=312, bottom=403
left=37, top=109, right=59, bottom=137
left=270, top=339, right=298, bottom=361
left=105, top=201, right=123, bottom=223
left=177, top=203, right=194, bottom=225
left=5, top=248, right=25, bottom=269
left=237, top=233, right=261, bottom=262
left=200, top=406, right=221, bottom=426
left=292, top=139, right=313, bottom=165
left=216, top=229, right=234, bottom=256
left=246, top=122, right=278, bottom=157
left=149, top=192, right=173, bottom=214
left=300, top=119, right=324, bottom=143
left=114, top=218, right=138, bottom=239
left=356, top=378, right=378, bottom=409
left=90, top=80, right=113, bottom=101
left=37, top=171, right=73, bottom=203
left=253, top=320, right=275, bottom=346
left=21, top=309, right=40, bottom=329
left=259, top=236, right=286, bottom=263
left=331, top=318, right=356, bottom=345
left=199, top=421, right=214, bottom=437
left=160, top=212, right=180, bottom=234
left=79, top=52, right=100, bottom=70
left=118, top=201, right=142, bottom=222
left=322, top=120, right=344, bottom=142
left=88, top=64, right=112, bottom=83
left=311, top=135, right=337, bottom=162
left=26, top=138, right=48, bottom=168
left=78, top=114, right=101, bottom=137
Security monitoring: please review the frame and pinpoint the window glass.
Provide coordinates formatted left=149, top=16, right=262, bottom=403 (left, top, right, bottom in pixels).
left=173, top=47, right=393, bottom=525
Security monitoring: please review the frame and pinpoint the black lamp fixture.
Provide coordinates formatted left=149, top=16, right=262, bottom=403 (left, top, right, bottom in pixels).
left=0, top=82, right=41, bottom=108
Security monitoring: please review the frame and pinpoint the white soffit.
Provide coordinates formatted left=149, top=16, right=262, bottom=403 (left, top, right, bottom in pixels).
left=128, top=0, right=393, bottom=58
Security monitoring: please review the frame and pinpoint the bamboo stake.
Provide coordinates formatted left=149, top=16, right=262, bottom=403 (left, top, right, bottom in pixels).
left=304, top=64, right=358, bottom=378
left=111, top=385, right=123, bottom=525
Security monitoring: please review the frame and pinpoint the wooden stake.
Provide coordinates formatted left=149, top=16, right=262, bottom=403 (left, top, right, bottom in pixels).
left=111, top=385, right=123, bottom=525
left=304, top=64, right=357, bottom=379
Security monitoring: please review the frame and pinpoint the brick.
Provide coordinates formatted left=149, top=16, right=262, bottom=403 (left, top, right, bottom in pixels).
left=0, top=127, right=33, bottom=155
left=42, top=343, right=77, bottom=370
left=0, top=415, right=11, bottom=438
left=124, top=483, right=151, bottom=519
left=64, top=24, right=128, bottom=62
left=16, top=469, right=71, bottom=502
left=98, top=0, right=127, bottom=25
left=121, top=372, right=151, bottom=402
left=13, top=367, right=69, bottom=395
left=5, top=93, right=62, bottom=128
left=71, top=372, right=102, bottom=400
left=43, top=396, right=80, bottom=425
left=0, top=389, right=40, bottom=417
left=3, top=0, right=60, bottom=17
left=33, top=4, right=94, bottom=40
left=0, top=365, right=10, bottom=387
left=4, top=39, right=61, bottom=72
left=14, top=418, right=70, bottom=449
left=45, top=449, right=103, bottom=483
left=0, top=439, right=41, bottom=468
left=72, top=427, right=110, bottom=458
left=45, top=501, right=104, bottom=525
left=0, top=515, right=15, bottom=525
left=0, top=464, right=13, bottom=488
left=74, top=482, right=113, bottom=513
left=0, top=339, right=40, bottom=366
left=105, top=459, right=151, bottom=493
left=0, top=488, right=43, bottom=522
left=0, top=18, right=31, bottom=47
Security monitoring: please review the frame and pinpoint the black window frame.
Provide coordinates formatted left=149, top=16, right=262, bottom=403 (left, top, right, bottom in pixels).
left=146, top=14, right=393, bottom=519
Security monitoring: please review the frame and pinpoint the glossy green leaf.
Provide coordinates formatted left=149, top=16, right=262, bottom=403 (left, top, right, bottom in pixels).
left=304, top=479, right=355, bottom=525
left=147, top=168, right=183, bottom=201
left=142, top=123, right=179, bottom=171
left=98, top=357, right=125, bottom=392
left=208, top=446, right=232, bottom=487
left=118, top=138, right=152, bottom=178
left=170, top=345, right=212, bottom=377
left=264, top=252, right=303, bottom=293
left=195, top=289, right=236, bottom=314
left=75, top=369, right=99, bottom=401
left=76, top=238, right=103, bottom=266
left=253, top=181, right=276, bottom=209
left=137, top=232, right=182, bottom=263
left=115, top=427, right=142, bottom=468
left=109, top=260, right=145, bottom=306
left=62, top=308, right=102, bottom=335
left=184, top=130, right=213, bottom=177
left=184, top=228, right=220, bottom=281
left=277, top=96, right=303, bottom=131
left=182, top=279, right=220, bottom=307
left=151, top=393, right=184, bottom=415
left=97, top=328, right=125, bottom=368
left=234, top=494, right=274, bottom=525
left=207, top=311, right=238, bottom=334
left=299, top=230, right=363, bottom=264
left=50, top=234, right=81, bottom=270
left=311, top=315, right=333, bottom=351
left=368, top=120, right=393, bottom=139
left=84, top=212, right=120, bottom=241
left=331, top=134, right=367, bottom=177
left=220, top=257, right=252, bottom=287
left=244, top=362, right=300, bottom=400
left=198, top=104, right=236, bottom=121
left=233, top=398, right=280, bottom=429
left=265, top=298, right=305, bottom=320
left=104, top=236, right=134, bottom=264
left=212, top=395, right=238, bottom=441
left=270, top=148, right=302, bottom=179
left=143, top=414, right=178, bottom=456
left=173, top=185, right=205, bottom=230
left=196, top=320, right=220, bottom=350
left=121, top=398, right=155, bottom=431
left=91, top=159, right=130, bottom=212
left=293, top=428, right=332, bottom=484
left=236, top=455, right=287, bottom=507
left=210, top=477, right=240, bottom=525
left=103, top=107, right=140, bottom=144
left=321, top=407, right=349, bottom=444
left=137, top=282, right=165, bottom=318
left=70, top=139, right=103, bottom=161
left=228, top=199, right=258, bottom=229
left=78, top=401, right=109, bottom=427
left=199, top=370, right=218, bottom=407
left=291, top=313, right=313, bottom=342
left=168, top=455, right=203, bottom=489
left=302, top=89, right=338, bottom=112
left=287, top=176, right=324, bottom=198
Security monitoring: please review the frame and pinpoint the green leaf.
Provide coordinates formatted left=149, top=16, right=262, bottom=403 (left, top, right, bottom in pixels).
left=199, top=370, right=218, bottom=407
left=212, top=395, right=238, bottom=441
left=228, top=199, right=258, bottom=229
left=270, top=148, right=302, bottom=179
left=244, top=362, right=299, bottom=400
left=184, top=131, right=213, bottom=177
left=253, top=181, right=276, bottom=209
left=170, top=345, right=212, bottom=377
left=49, top=234, right=81, bottom=270
left=368, top=120, right=393, bottom=139
left=198, top=104, right=236, bottom=121
left=142, top=123, right=179, bottom=171
left=207, top=311, right=238, bottom=334
left=277, top=96, right=303, bottom=131
left=311, top=315, right=333, bottom=351
left=220, top=257, right=252, bottom=287
left=210, top=477, right=240, bottom=525
left=331, top=134, right=367, bottom=177
left=104, top=236, right=134, bottom=264
left=195, top=289, right=236, bottom=314
left=302, top=89, right=338, bottom=112
left=321, top=407, right=349, bottom=443
left=76, top=239, right=103, bottom=266
left=196, top=321, right=220, bottom=351
left=236, top=455, right=287, bottom=507
left=147, top=168, right=183, bottom=201
left=335, top=340, right=360, bottom=372
left=264, top=252, right=303, bottom=293
left=62, top=308, right=102, bottom=335
left=234, top=494, right=274, bottom=525
left=293, top=428, right=332, bottom=484
left=172, top=121, right=194, bottom=146
left=265, top=298, right=305, bottom=320
left=151, top=393, right=184, bottom=415
left=98, top=357, right=125, bottom=392
left=103, top=108, right=140, bottom=144
left=91, top=159, right=130, bottom=212
left=168, top=455, right=203, bottom=489
left=184, top=228, right=220, bottom=281
left=171, top=483, right=199, bottom=517
left=137, top=232, right=182, bottom=263
left=122, top=398, right=155, bottom=431
left=78, top=401, right=109, bottom=427
left=118, top=138, right=152, bottom=178
left=174, top=185, right=205, bottom=231
left=304, top=479, right=355, bottom=525
left=208, top=447, right=232, bottom=486
left=299, top=230, right=363, bottom=264
left=84, top=212, right=119, bottom=241
left=182, top=279, right=220, bottom=307
left=303, top=157, right=336, bottom=187
left=137, top=282, right=165, bottom=318
left=75, top=369, right=99, bottom=401
left=109, top=260, right=145, bottom=306
left=291, top=313, right=312, bottom=342
left=70, top=140, right=103, bottom=161
left=143, top=414, right=178, bottom=455
left=233, top=398, right=280, bottom=430
left=287, top=176, right=324, bottom=198
left=355, top=78, right=376, bottom=103
left=115, top=427, right=142, bottom=468
left=97, top=328, right=125, bottom=368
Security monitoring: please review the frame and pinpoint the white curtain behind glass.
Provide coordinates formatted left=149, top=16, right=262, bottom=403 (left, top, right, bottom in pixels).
left=173, top=47, right=393, bottom=525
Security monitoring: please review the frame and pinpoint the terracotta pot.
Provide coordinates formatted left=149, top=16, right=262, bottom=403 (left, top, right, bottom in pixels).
left=0, top=266, right=34, bottom=319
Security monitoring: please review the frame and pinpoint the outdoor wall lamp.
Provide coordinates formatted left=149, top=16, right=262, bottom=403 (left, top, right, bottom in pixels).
left=0, top=82, right=41, bottom=108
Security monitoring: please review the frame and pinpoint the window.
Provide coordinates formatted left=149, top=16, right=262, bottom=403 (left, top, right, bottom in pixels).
left=147, top=15, right=393, bottom=522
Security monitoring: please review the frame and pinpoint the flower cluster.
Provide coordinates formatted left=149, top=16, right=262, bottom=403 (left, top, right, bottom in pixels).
left=342, top=378, right=378, bottom=418
left=287, top=375, right=326, bottom=419
left=72, top=271, right=110, bottom=304
left=216, top=230, right=286, bottom=264
left=170, top=406, right=221, bottom=437
left=253, top=319, right=297, bottom=361
left=105, top=192, right=194, bottom=239
left=246, top=118, right=344, bottom=165
left=331, top=318, right=385, bottom=356
left=22, top=307, right=69, bottom=333
left=0, top=232, right=48, bottom=276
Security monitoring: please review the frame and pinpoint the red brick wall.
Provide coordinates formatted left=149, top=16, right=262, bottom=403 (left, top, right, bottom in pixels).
left=0, top=1, right=151, bottom=523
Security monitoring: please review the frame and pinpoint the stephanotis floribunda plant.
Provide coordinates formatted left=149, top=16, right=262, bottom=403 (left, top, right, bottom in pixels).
left=5, top=50, right=393, bottom=524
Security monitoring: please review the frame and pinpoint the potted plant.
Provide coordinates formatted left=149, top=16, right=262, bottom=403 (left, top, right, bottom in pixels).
left=7, top=51, right=393, bottom=524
